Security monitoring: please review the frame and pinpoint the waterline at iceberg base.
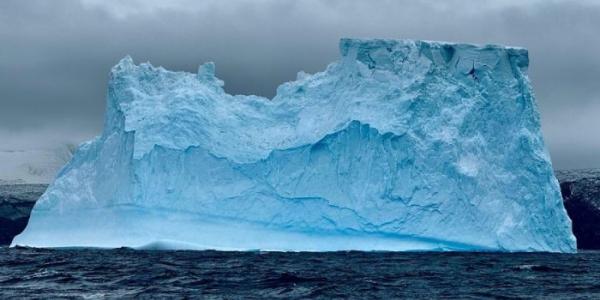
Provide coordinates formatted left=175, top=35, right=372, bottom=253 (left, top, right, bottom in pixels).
left=13, top=39, right=576, bottom=252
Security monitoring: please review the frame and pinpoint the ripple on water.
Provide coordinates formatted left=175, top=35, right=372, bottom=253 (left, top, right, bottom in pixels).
left=0, top=248, right=599, bottom=298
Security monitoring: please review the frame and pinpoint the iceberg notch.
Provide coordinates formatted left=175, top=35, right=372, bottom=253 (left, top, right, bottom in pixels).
left=13, top=39, right=576, bottom=252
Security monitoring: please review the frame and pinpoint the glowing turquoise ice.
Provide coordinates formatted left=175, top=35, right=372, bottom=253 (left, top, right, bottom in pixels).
left=13, top=39, right=576, bottom=252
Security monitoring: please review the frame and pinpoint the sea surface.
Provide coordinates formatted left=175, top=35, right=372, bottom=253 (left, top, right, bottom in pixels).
left=1, top=247, right=599, bottom=299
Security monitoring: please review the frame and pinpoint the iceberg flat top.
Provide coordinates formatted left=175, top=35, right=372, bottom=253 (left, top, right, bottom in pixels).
left=14, top=38, right=576, bottom=252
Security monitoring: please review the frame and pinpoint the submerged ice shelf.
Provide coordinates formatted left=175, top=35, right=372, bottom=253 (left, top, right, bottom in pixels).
left=14, top=39, right=576, bottom=252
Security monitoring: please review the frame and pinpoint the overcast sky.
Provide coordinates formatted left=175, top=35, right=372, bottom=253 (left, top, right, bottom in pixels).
left=1, top=0, right=599, bottom=176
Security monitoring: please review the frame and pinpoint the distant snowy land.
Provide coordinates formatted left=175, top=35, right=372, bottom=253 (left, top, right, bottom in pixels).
left=0, top=144, right=75, bottom=184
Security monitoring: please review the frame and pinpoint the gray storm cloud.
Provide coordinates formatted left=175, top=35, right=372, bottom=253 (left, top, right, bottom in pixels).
left=0, top=0, right=599, bottom=181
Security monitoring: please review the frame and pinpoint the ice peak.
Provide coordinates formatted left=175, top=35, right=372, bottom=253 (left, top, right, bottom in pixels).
left=197, top=62, right=224, bottom=88
left=197, top=62, right=215, bottom=78
left=112, top=55, right=135, bottom=73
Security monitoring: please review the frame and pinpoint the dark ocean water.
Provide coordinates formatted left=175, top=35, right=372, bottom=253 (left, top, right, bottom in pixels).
left=1, top=248, right=599, bottom=299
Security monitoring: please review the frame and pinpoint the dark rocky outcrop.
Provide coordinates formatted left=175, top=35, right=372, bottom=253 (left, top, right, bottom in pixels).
left=1, top=169, right=599, bottom=249
left=556, top=169, right=600, bottom=250
left=0, top=184, right=47, bottom=246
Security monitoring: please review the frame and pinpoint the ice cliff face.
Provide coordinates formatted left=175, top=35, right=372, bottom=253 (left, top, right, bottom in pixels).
left=13, top=39, right=576, bottom=252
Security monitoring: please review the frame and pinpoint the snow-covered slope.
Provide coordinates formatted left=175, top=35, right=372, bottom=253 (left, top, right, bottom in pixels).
left=13, top=39, right=576, bottom=252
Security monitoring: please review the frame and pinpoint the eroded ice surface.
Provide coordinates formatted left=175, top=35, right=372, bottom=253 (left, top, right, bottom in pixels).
left=13, top=39, right=576, bottom=252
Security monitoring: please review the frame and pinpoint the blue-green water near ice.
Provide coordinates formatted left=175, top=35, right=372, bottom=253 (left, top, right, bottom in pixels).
left=1, top=248, right=599, bottom=299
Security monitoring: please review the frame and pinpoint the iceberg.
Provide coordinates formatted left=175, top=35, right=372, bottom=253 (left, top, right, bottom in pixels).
left=13, top=39, right=576, bottom=252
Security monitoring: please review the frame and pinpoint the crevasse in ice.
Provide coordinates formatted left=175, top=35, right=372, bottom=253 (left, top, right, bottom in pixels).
left=13, top=39, right=576, bottom=252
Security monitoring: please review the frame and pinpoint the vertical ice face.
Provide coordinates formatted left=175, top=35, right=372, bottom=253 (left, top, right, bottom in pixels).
left=13, top=39, right=576, bottom=252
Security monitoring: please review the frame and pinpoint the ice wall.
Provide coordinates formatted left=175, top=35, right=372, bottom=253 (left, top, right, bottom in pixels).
left=13, top=39, right=576, bottom=252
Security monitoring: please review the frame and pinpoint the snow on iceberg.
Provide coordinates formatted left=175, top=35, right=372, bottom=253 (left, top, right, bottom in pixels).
left=13, top=39, right=576, bottom=252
